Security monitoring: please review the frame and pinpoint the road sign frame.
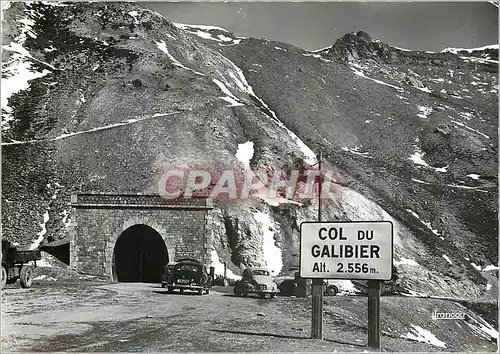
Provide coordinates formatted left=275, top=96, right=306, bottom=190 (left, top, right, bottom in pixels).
left=299, top=220, right=394, bottom=281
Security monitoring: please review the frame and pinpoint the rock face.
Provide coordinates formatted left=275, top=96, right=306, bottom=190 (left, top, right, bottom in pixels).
left=1, top=2, right=498, bottom=298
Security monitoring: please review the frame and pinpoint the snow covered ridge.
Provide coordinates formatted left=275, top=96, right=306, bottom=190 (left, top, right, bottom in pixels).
left=441, top=44, right=499, bottom=54
left=172, top=22, right=244, bottom=46
left=156, top=165, right=345, bottom=206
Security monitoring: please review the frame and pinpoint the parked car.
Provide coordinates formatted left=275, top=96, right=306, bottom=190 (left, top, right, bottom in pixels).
left=1, top=239, right=41, bottom=289
left=233, top=267, right=279, bottom=299
left=274, top=267, right=342, bottom=296
left=161, top=258, right=214, bottom=295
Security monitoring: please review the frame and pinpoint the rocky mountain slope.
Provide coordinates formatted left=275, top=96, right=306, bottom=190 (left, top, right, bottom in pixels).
left=1, top=2, right=498, bottom=301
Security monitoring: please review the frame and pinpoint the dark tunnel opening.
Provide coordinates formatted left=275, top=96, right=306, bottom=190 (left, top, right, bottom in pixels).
left=113, top=224, right=168, bottom=283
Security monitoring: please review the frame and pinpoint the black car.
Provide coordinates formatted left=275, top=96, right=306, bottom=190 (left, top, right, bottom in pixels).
left=161, top=258, right=214, bottom=295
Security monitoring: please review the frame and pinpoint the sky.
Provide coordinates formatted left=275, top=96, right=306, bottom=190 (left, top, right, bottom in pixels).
left=144, top=2, right=498, bottom=52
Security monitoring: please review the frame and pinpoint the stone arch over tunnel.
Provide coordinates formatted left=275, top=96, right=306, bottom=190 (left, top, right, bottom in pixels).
left=69, top=193, right=213, bottom=280
left=112, top=224, right=168, bottom=283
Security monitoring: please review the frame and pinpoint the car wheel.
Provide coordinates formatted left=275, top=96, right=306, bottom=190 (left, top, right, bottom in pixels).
left=20, top=265, right=33, bottom=288
left=180, top=289, right=184, bottom=294
left=242, top=290, right=248, bottom=297
left=198, top=289, right=203, bottom=296
left=167, top=286, right=174, bottom=293
left=270, top=293, right=276, bottom=299
left=205, top=289, right=210, bottom=295
left=326, top=285, right=338, bottom=296
left=1, top=265, right=6, bottom=289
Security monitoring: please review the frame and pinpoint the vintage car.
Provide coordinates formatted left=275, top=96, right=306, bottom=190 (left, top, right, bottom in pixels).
left=233, top=267, right=279, bottom=299
left=274, top=267, right=342, bottom=296
left=161, top=258, right=214, bottom=295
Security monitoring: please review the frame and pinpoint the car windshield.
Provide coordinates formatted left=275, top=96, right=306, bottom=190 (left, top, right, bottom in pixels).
left=252, top=270, right=270, bottom=276
left=176, top=264, right=199, bottom=272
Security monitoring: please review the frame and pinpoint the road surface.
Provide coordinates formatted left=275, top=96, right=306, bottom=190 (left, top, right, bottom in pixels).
left=1, top=281, right=497, bottom=352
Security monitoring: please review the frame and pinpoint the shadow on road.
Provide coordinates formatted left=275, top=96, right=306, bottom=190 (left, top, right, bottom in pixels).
left=209, top=329, right=365, bottom=348
left=210, top=328, right=309, bottom=340
left=152, top=290, right=203, bottom=296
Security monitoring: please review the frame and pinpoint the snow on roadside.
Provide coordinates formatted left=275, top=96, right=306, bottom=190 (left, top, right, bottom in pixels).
left=30, top=211, right=49, bottom=250
left=37, top=257, right=52, bottom=268
left=401, top=324, right=447, bottom=348
left=235, top=141, right=254, bottom=169
left=210, top=249, right=241, bottom=280
left=252, top=211, right=283, bottom=275
left=336, top=280, right=361, bottom=295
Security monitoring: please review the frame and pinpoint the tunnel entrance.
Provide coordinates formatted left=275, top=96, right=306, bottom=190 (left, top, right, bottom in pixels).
left=113, top=225, right=168, bottom=283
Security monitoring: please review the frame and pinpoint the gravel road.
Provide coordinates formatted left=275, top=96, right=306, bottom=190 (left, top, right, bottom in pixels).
left=1, top=281, right=497, bottom=352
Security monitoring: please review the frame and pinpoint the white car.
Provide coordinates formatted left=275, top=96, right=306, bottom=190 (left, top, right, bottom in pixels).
left=274, top=268, right=347, bottom=296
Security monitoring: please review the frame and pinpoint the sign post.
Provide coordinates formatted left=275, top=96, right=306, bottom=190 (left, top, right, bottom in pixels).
left=311, top=150, right=323, bottom=339
left=300, top=221, right=393, bottom=348
left=367, top=280, right=381, bottom=350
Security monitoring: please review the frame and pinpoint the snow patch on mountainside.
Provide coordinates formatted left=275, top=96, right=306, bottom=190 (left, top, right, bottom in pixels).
left=467, top=174, right=481, bottom=180
left=30, top=211, right=49, bottom=250
left=1, top=8, right=54, bottom=130
left=1, top=54, right=51, bottom=130
left=212, top=79, right=245, bottom=107
left=215, top=55, right=317, bottom=164
left=235, top=141, right=254, bottom=169
left=155, top=40, right=205, bottom=76
left=406, top=208, right=441, bottom=236
left=465, top=315, right=499, bottom=341
left=210, top=249, right=241, bottom=280
left=394, top=257, right=420, bottom=267
left=173, top=22, right=243, bottom=46
left=253, top=211, right=283, bottom=275
left=442, top=254, right=452, bottom=265
left=349, top=64, right=404, bottom=92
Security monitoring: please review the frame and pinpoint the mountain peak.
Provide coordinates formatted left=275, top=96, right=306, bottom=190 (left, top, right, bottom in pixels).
left=326, top=30, right=393, bottom=62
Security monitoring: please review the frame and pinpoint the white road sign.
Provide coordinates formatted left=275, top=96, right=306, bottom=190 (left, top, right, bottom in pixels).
left=300, top=221, right=393, bottom=280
